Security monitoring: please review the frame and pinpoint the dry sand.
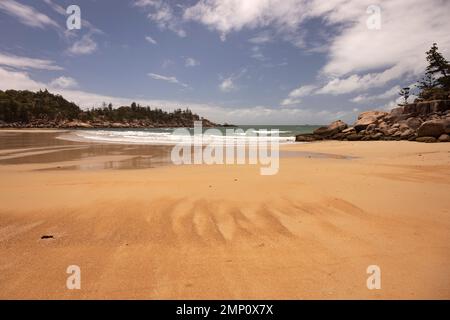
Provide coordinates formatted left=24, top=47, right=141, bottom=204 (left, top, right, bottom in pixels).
left=0, top=130, right=449, bottom=299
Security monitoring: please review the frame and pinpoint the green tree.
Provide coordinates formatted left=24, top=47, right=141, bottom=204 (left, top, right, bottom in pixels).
left=418, top=43, right=450, bottom=99
left=425, top=43, right=449, bottom=81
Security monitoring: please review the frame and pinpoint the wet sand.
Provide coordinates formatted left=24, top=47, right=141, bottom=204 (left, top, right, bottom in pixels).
left=0, top=130, right=449, bottom=299
left=0, top=130, right=174, bottom=170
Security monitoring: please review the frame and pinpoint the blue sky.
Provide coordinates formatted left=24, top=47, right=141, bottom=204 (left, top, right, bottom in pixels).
left=0, top=0, right=449, bottom=124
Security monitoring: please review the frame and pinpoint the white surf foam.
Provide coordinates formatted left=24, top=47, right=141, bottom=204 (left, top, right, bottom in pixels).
left=67, top=129, right=296, bottom=145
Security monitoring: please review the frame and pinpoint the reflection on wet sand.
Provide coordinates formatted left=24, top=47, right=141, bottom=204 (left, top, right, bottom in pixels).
left=0, top=131, right=173, bottom=170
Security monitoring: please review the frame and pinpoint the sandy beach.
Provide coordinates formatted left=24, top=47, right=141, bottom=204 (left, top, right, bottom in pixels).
left=0, top=130, right=449, bottom=299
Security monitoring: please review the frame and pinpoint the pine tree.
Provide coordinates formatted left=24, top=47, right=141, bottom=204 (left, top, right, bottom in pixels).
left=418, top=43, right=450, bottom=99
left=425, top=43, right=449, bottom=81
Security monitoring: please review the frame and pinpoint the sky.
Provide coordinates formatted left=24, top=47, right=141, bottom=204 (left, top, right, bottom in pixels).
left=0, top=0, right=449, bottom=125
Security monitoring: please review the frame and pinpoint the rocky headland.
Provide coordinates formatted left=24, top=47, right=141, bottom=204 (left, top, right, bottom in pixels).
left=296, top=99, right=450, bottom=143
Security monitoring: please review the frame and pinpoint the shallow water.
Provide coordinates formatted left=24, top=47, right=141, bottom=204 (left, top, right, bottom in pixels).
left=0, top=130, right=348, bottom=171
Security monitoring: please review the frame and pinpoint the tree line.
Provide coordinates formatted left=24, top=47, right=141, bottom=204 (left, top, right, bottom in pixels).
left=0, top=89, right=202, bottom=124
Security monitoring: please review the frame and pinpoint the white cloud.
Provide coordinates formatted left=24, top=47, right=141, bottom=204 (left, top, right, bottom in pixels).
left=67, top=34, right=98, bottom=55
left=0, top=0, right=59, bottom=29
left=219, top=78, right=235, bottom=92
left=145, top=35, right=158, bottom=45
left=0, top=67, right=44, bottom=91
left=219, top=68, right=247, bottom=93
left=316, top=63, right=416, bottom=95
left=49, top=76, right=78, bottom=89
left=134, top=0, right=186, bottom=37
left=288, top=85, right=317, bottom=98
left=0, top=52, right=62, bottom=70
left=317, top=0, right=450, bottom=94
left=185, top=57, right=199, bottom=67
left=280, top=85, right=317, bottom=106
left=249, top=31, right=273, bottom=44
left=320, top=2, right=446, bottom=76
left=184, top=0, right=308, bottom=42
left=351, top=85, right=400, bottom=103
left=280, top=97, right=301, bottom=107
left=42, top=0, right=66, bottom=15
left=184, top=0, right=450, bottom=96
left=148, top=73, right=188, bottom=87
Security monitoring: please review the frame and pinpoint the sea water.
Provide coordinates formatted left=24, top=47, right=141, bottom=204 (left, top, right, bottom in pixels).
left=69, top=125, right=320, bottom=145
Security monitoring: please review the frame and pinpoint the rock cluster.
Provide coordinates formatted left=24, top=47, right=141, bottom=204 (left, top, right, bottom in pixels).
left=296, top=100, right=450, bottom=143
left=0, top=118, right=218, bottom=129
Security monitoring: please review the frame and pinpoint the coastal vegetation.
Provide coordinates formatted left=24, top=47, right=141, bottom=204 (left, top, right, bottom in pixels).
left=0, top=90, right=216, bottom=128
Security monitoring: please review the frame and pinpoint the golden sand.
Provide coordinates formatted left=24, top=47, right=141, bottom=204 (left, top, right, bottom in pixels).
left=0, top=130, right=449, bottom=299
